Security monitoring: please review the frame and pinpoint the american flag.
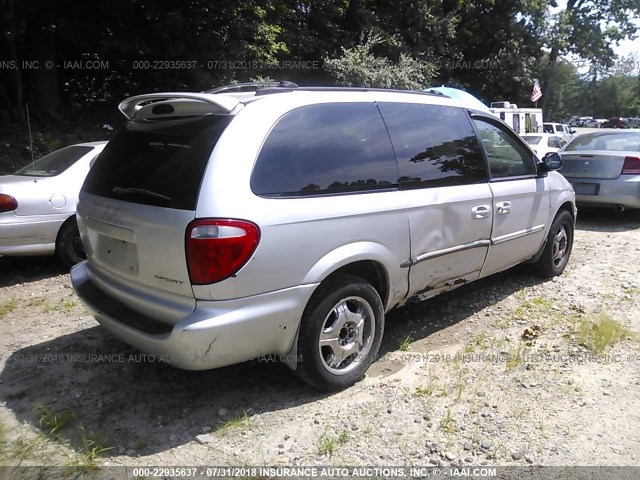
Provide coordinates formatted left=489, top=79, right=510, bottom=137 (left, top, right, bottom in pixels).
left=531, top=80, right=542, bottom=102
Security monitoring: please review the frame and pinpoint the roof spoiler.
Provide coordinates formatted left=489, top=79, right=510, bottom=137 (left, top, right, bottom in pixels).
left=118, top=92, right=241, bottom=120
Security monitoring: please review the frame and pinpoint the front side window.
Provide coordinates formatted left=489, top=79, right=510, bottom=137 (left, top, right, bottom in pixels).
left=473, top=117, right=537, bottom=178
left=251, top=103, right=398, bottom=196
left=378, top=103, right=487, bottom=189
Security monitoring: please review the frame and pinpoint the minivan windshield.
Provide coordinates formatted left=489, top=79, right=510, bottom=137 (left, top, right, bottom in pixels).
left=83, top=115, right=231, bottom=210
left=15, top=146, right=93, bottom=177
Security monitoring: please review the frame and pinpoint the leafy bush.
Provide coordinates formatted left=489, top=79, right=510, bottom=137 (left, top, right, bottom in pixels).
left=324, top=32, right=437, bottom=90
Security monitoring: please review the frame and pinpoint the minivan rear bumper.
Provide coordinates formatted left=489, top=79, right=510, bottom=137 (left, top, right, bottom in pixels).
left=71, top=261, right=317, bottom=370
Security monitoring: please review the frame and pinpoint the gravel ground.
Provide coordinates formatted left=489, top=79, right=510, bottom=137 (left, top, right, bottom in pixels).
left=0, top=208, right=639, bottom=473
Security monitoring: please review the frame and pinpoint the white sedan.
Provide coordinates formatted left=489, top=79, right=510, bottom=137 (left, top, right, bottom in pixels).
left=521, top=133, right=568, bottom=159
left=0, top=141, right=107, bottom=266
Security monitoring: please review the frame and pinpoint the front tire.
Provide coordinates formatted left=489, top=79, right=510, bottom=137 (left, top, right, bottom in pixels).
left=532, top=210, right=574, bottom=278
left=56, top=218, right=86, bottom=268
left=294, top=274, right=384, bottom=391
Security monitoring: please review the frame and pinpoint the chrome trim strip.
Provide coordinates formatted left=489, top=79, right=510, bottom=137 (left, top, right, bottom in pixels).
left=405, top=239, right=491, bottom=267
left=492, top=224, right=545, bottom=245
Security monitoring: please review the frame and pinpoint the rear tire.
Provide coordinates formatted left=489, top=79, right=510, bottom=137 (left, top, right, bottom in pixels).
left=294, top=274, right=384, bottom=391
left=532, top=210, right=574, bottom=278
left=56, top=218, right=86, bottom=268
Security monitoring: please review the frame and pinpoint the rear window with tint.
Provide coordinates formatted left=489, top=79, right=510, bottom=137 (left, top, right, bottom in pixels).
left=564, top=133, right=640, bottom=152
left=251, top=103, right=398, bottom=196
left=83, top=115, right=231, bottom=210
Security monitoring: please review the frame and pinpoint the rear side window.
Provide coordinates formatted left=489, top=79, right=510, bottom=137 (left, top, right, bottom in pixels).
left=83, top=115, right=231, bottom=210
left=251, top=103, right=398, bottom=196
left=378, top=103, right=487, bottom=188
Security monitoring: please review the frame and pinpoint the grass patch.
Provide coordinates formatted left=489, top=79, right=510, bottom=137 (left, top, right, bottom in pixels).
left=440, top=409, right=455, bottom=433
left=514, top=295, right=554, bottom=319
left=216, top=411, right=251, bottom=436
left=414, top=386, right=433, bottom=398
left=337, top=429, right=350, bottom=445
left=0, top=298, right=18, bottom=318
left=576, top=313, right=631, bottom=354
left=58, top=298, right=79, bottom=313
left=506, top=343, right=524, bottom=371
left=464, top=332, right=490, bottom=353
left=36, top=405, right=74, bottom=436
left=318, top=429, right=350, bottom=457
left=67, top=427, right=112, bottom=474
left=399, top=333, right=414, bottom=352
left=318, top=434, right=338, bottom=456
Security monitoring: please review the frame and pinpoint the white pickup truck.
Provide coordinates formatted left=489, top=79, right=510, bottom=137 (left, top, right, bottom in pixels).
left=543, top=122, right=576, bottom=140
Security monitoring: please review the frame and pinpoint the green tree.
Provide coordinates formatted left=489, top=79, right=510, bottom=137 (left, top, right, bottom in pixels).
left=541, top=0, right=640, bottom=116
left=324, top=31, right=437, bottom=88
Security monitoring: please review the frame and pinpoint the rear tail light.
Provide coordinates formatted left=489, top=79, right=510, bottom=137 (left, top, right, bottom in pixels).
left=0, top=194, right=18, bottom=213
left=185, top=219, right=260, bottom=284
left=622, top=156, right=640, bottom=175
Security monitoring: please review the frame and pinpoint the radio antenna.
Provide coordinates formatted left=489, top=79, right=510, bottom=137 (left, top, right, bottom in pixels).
left=26, top=103, right=35, bottom=172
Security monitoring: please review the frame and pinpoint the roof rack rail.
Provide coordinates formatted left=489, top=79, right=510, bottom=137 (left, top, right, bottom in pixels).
left=253, top=86, right=448, bottom=97
left=206, top=81, right=298, bottom=94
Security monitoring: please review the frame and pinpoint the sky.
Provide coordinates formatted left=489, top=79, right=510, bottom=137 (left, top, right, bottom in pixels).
left=551, top=0, right=639, bottom=59
left=615, top=34, right=640, bottom=58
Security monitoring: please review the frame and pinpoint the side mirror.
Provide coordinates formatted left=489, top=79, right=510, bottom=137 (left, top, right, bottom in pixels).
left=543, top=152, right=563, bottom=171
left=569, top=129, right=576, bottom=134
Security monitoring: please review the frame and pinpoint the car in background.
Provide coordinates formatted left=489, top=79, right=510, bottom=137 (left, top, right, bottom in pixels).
left=601, top=117, right=629, bottom=129
left=628, top=117, right=640, bottom=128
left=521, top=133, right=567, bottom=158
left=558, top=131, right=640, bottom=211
left=568, top=116, right=582, bottom=127
left=582, top=118, right=601, bottom=128
left=543, top=122, right=576, bottom=140
left=0, top=141, right=107, bottom=266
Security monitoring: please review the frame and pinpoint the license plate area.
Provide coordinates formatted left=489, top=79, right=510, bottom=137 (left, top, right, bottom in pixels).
left=572, top=182, right=599, bottom=196
left=93, top=234, right=139, bottom=274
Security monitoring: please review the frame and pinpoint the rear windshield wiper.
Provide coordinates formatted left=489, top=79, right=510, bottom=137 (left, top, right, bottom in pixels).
left=112, top=186, right=172, bottom=203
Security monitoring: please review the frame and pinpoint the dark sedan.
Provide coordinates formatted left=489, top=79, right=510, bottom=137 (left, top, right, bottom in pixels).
left=601, top=117, right=629, bottom=129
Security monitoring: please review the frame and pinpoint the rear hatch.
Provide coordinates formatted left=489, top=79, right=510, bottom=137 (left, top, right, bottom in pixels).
left=79, top=97, right=233, bottom=315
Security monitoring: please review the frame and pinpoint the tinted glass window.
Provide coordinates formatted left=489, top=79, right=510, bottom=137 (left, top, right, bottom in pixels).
left=251, top=103, right=398, bottom=196
left=84, top=115, right=231, bottom=210
left=378, top=103, right=487, bottom=189
left=15, top=146, right=93, bottom=177
left=473, top=118, right=537, bottom=177
left=564, top=132, right=640, bottom=152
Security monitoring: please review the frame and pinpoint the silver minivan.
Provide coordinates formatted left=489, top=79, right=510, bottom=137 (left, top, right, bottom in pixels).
left=71, top=84, right=576, bottom=390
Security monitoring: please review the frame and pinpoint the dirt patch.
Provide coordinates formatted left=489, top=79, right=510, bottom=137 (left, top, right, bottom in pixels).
left=0, top=209, right=639, bottom=470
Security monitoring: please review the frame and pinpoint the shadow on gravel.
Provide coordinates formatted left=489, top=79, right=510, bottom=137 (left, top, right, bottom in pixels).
left=0, top=264, right=550, bottom=457
left=576, top=207, right=640, bottom=232
left=0, top=256, right=67, bottom=288
left=376, top=265, right=547, bottom=365
left=0, top=326, right=326, bottom=457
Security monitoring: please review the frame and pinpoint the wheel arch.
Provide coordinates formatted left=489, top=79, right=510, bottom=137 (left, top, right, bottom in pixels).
left=54, top=214, right=78, bottom=250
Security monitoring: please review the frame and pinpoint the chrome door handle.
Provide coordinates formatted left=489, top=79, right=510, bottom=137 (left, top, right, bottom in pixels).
left=496, top=201, right=511, bottom=215
left=471, top=205, right=491, bottom=219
